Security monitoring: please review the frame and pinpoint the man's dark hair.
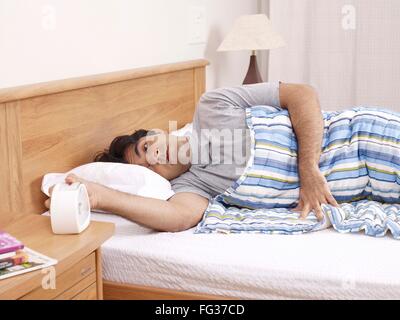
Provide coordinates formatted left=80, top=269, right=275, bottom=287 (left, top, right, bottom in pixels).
left=94, top=129, right=149, bottom=163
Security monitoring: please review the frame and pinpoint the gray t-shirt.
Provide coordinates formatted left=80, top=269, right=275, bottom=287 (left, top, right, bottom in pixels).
left=170, top=81, right=282, bottom=200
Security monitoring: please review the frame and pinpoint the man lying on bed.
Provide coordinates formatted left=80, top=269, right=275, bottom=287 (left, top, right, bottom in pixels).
left=45, top=82, right=340, bottom=232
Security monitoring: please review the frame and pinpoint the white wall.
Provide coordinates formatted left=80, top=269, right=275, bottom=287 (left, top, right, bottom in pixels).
left=0, top=0, right=258, bottom=90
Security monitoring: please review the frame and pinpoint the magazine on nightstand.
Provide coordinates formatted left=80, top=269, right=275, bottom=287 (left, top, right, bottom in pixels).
left=0, top=247, right=58, bottom=281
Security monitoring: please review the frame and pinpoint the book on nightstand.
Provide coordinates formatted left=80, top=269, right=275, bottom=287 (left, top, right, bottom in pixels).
left=0, top=231, right=57, bottom=281
left=0, top=251, right=28, bottom=270
left=0, top=231, right=24, bottom=256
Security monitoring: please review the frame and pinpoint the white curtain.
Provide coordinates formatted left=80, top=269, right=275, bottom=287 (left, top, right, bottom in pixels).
left=268, top=0, right=400, bottom=111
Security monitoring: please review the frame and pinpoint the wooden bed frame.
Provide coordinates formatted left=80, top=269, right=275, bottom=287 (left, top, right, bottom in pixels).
left=0, top=59, right=232, bottom=300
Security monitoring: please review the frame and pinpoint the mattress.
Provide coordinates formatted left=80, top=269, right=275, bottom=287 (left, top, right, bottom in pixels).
left=91, top=212, right=400, bottom=300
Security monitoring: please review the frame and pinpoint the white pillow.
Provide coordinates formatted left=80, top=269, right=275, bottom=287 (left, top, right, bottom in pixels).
left=41, top=162, right=175, bottom=200
left=171, top=123, right=193, bottom=137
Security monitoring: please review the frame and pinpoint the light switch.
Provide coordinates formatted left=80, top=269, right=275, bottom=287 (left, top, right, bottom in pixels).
left=187, top=5, right=207, bottom=45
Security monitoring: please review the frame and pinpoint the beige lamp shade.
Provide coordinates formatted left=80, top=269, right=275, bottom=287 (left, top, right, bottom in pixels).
left=217, top=14, right=286, bottom=52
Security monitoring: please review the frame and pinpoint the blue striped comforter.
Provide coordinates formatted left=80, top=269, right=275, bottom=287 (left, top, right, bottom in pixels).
left=195, top=106, right=400, bottom=239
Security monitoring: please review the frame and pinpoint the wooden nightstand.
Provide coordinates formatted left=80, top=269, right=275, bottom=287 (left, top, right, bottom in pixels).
left=0, top=215, right=114, bottom=300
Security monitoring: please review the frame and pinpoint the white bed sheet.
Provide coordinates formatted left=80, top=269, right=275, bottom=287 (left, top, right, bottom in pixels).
left=91, top=212, right=400, bottom=300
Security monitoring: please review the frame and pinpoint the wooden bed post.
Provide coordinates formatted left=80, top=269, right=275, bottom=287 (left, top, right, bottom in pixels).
left=194, top=66, right=206, bottom=105
left=0, top=101, right=24, bottom=227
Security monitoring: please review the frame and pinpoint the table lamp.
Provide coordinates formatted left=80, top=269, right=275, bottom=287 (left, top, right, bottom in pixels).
left=217, top=14, right=285, bottom=85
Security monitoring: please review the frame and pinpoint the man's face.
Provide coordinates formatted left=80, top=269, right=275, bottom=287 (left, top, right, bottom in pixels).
left=124, top=130, right=190, bottom=180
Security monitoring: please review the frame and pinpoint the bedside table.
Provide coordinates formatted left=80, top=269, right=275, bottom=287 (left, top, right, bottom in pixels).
left=0, top=215, right=114, bottom=300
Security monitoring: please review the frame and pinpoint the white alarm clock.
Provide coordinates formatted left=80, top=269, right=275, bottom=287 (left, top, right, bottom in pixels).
left=50, top=182, right=91, bottom=234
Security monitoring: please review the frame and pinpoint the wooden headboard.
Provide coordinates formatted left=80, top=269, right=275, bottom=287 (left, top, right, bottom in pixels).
left=0, top=59, right=208, bottom=226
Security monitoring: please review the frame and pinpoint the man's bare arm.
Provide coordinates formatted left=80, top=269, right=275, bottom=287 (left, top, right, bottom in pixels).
left=100, top=190, right=209, bottom=232
left=279, top=83, right=338, bottom=219
left=46, top=174, right=209, bottom=232
left=280, top=83, right=323, bottom=173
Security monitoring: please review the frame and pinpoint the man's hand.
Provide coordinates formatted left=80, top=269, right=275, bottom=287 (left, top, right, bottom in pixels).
left=44, top=174, right=103, bottom=210
left=294, top=166, right=339, bottom=220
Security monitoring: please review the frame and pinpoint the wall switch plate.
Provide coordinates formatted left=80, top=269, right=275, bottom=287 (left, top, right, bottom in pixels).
left=187, top=5, right=207, bottom=45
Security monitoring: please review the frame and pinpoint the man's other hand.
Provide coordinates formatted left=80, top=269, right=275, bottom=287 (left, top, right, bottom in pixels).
left=293, top=167, right=339, bottom=221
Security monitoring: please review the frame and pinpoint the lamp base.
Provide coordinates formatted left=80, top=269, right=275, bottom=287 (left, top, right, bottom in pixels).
left=243, top=54, right=263, bottom=85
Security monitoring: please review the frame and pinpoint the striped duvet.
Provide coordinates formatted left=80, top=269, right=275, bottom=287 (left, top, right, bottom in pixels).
left=195, top=106, right=400, bottom=239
